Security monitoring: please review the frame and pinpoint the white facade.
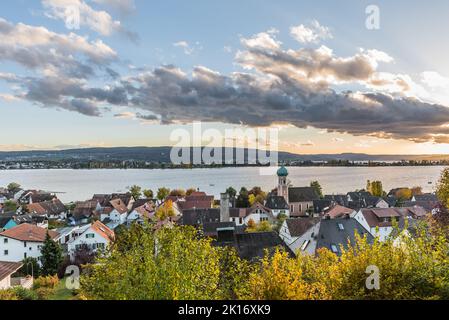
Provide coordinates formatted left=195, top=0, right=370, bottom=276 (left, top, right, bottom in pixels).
left=352, top=210, right=392, bottom=241
left=270, top=208, right=290, bottom=219
left=67, top=225, right=110, bottom=260
left=0, top=236, right=44, bottom=263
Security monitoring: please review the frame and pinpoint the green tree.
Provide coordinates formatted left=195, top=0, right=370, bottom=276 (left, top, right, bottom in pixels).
left=169, top=189, right=186, bottom=197
left=143, top=189, right=154, bottom=199
left=236, top=187, right=250, bottom=208
left=80, top=224, right=222, bottom=300
left=157, top=187, right=171, bottom=202
left=3, top=200, right=18, bottom=212
left=225, top=187, right=237, bottom=199
left=7, top=182, right=21, bottom=192
left=310, top=181, right=324, bottom=198
left=16, top=257, right=41, bottom=278
left=367, top=180, right=384, bottom=197
left=436, top=167, right=449, bottom=208
left=186, top=188, right=197, bottom=196
left=40, top=233, right=63, bottom=276
left=129, top=185, right=142, bottom=200
left=155, top=200, right=176, bottom=221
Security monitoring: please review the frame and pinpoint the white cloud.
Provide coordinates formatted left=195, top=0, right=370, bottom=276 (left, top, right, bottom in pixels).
left=421, top=71, right=449, bottom=88
left=92, top=0, right=135, bottom=14
left=42, top=0, right=137, bottom=40
left=173, top=41, right=202, bottom=55
left=290, top=20, right=332, bottom=44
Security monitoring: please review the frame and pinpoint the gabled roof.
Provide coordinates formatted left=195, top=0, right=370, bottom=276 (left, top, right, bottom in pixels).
left=0, top=261, right=23, bottom=282
left=181, top=208, right=221, bottom=226
left=265, top=195, right=289, bottom=210
left=0, top=223, right=58, bottom=242
left=285, top=218, right=320, bottom=237
left=73, top=200, right=98, bottom=220
left=403, top=200, right=439, bottom=212
left=360, top=208, right=402, bottom=228
left=232, top=232, right=294, bottom=261
left=413, top=194, right=439, bottom=202
left=313, top=199, right=334, bottom=213
left=325, top=205, right=354, bottom=219
left=90, top=221, right=115, bottom=242
left=288, top=187, right=319, bottom=203
left=316, top=218, right=374, bottom=256
left=324, top=195, right=349, bottom=207
left=27, top=198, right=66, bottom=216
left=109, top=198, right=128, bottom=214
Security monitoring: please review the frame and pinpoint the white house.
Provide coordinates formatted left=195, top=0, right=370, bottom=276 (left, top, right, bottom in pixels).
left=265, top=195, right=290, bottom=218
left=0, top=223, right=59, bottom=263
left=127, top=201, right=156, bottom=225
left=67, top=221, right=115, bottom=260
left=229, top=202, right=274, bottom=227
left=100, top=198, right=129, bottom=225
left=353, top=208, right=403, bottom=241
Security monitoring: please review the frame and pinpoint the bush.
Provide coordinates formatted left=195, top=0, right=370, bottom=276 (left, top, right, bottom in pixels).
left=35, top=287, right=55, bottom=300
left=0, top=289, right=19, bottom=300
left=12, top=287, right=38, bottom=300
left=33, top=275, right=59, bottom=290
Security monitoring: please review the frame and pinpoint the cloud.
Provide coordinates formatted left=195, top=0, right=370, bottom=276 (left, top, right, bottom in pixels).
left=42, top=0, right=138, bottom=41
left=421, top=71, right=449, bottom=89
left=113, top=111, right=135, bottom=119
left=173, top=41, right=202, bottom=55
left=290, top=20, right=332, bottom=44
left=0, top=18, right=117, bottom=78
left=2, top=22, right=449, bottom=144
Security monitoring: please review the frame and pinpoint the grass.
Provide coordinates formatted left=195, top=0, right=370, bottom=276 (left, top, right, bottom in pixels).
left=47, top=278, right=78, bottom=300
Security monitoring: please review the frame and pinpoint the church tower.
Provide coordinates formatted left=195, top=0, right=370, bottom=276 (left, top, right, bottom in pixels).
left=277, top=166, right=289, bottom=202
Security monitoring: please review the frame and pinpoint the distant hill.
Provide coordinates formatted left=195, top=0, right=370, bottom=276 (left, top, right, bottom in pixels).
left=0, top=147, right=448, bottom=163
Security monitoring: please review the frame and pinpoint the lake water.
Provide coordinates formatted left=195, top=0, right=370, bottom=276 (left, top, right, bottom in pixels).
left=0, top=166, right=445, bottom=203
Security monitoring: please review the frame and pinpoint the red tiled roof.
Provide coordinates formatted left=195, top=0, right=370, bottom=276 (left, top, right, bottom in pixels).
left=91, top=221, right=115, bottom=242
left=0, top=223, right=59, bottom=242
left=325, top=205, right=354, bottom=219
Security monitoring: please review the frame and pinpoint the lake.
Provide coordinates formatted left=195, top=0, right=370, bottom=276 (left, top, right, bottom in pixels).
left=0, top=166, right=445, bottom=203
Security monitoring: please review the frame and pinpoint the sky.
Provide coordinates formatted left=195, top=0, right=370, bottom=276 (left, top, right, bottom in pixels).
left=1, top=0, right=449, bottom=155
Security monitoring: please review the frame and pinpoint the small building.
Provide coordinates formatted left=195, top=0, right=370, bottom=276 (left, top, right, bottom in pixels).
left=265, top=195, right=290, bottom=218
left=67, top=221, right=115, bottom=260
left=0, top=261, right=23, bottom=290
left=279, top=218, right=321, bottom=255
left=0, top=224, right=59, bottom=263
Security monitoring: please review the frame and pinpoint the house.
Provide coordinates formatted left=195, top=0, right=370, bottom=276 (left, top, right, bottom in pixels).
left=0, top=224, right=59, bottom=263
left=324, top=205, right=355, bottom=219
left=93, top=193, right=135, bottom=211
left=17, top=190, right=56, bottom=205
left=0, top=215, right=18, bottom=231
left=127, top=199, right=157, bottom=224
left=67, top=221, right=115, bottom=260
left=265, top=195, right=290, bottom=218
left=313, top=199, right=335, bottom=215
left=27, top=198, right=67, bottom=220
left=315, top=217, right=374, bottom=256
left=276, top=166, right=319, bottom=217
left=241, top=202, right=274, bottom=225
left=70, top=200, right=100, bottom=225
left=103, top=198, right=129, bottom=224
left=279, top=218, right=321, bottom=255
left=172, top=192, right=214, bottom=216
left=0, top=261, right=23, bottom=290
left=353, top=208, right=404, bottom=241
left=213, top=227, right=294, bottom=261
left=324, top=195, right=349, bottom=207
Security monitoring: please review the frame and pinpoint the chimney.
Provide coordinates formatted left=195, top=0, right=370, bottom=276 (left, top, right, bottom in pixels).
left=220, top=193, right=230, bottom=222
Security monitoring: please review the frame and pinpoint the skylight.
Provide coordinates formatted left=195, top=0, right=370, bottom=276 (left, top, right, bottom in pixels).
left=338, top=223, right=344, bottom=231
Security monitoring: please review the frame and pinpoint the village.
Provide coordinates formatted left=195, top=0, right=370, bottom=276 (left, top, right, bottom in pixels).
left=0, top=165, right=445, bottom=299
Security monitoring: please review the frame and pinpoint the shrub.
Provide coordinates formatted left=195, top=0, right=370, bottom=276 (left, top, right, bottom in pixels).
left=12, top=287, right=38, bottom=300
left=0, top=289, right=19, bottom=300
left=35, top=287, right=55, bottom=300
left=33, top=275, right=59, bottom=290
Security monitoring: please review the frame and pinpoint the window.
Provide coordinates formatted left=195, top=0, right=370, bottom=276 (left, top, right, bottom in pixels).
left=24, top=241, right=27, bottom=247
left=330, top=244, right=338, bottom=254
left=301, top=240, right=310, bottom=251
left=86, top=233, right=95, bottom=239
left=338, top=223, right=344, bottom=231
left=239, top=218, right=243, bottom=224
left=3, top=238, right=7, bottom=244
left=3, top=250, right=8, bottom=255
left=24, top=253, right=27, bottom=259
